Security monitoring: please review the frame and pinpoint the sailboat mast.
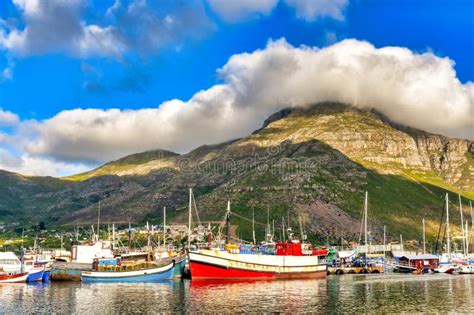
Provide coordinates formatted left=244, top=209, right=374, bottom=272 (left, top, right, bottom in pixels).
left=446, top=193, right=451, bottom=257
left=163, top=206, right=166, bottom=249
left=422, top=218, right=426, bottom=254
left=383, top=225, right=386, bottom=261
left=459, top=194, right=466, bottom=255
left=188, top=188, right=192, bottom=249
left=97, top=201, right=100, bottom=241
left=364, top=191, right=368, bottom=252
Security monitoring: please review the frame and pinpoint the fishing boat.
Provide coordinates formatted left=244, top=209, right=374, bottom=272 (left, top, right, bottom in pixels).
left=0, top=252, right=28, bottom=283
left=189, top=243, right=327, bottom=280
left=187, top=194, right=327, bottom=280
left=0, top=272, right=28, bottom=283
left=81, top=258, right=174, bottom=283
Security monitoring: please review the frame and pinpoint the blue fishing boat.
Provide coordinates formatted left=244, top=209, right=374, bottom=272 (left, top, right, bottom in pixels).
left=81, top=261, right=175, bottom=283
left=42, top=269, right=51, bottom=282
left=26, top=268, right=45, bottom=282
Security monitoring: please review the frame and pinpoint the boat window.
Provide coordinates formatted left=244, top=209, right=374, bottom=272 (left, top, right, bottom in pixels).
left=0, top=259, right=21, bottom=265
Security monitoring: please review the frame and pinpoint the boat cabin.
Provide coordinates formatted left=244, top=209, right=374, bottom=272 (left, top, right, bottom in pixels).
left=399, top=254, right=439, bottom=269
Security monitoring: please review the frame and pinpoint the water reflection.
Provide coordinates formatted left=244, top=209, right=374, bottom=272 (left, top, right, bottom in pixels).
left=0, top=275, right=473, bottom=313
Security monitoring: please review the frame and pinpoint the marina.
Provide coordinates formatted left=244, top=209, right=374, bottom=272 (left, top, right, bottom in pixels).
left=1, top=274, right=473, bottom=313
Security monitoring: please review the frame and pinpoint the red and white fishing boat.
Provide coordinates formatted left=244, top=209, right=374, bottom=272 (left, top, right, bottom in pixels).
left=187, top=195, right=328, bottom=280
left=189, top=242, right=328, bottom=280
left=0, top=272, right=28, bottom=283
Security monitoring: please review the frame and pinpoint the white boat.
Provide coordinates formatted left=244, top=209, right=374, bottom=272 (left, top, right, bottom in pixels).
left=0, top=252, right=22, bottom=274
left=433, top=264, right=458, bottom=274
left=0, top=252, right=27, bottom=283
left=459, top=265, right=474, bottom=274
left=0, top=272, right=28, bottom=283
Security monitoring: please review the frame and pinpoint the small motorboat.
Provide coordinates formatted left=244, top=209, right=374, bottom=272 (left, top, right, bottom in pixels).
left=433, top=265, right=458, bottom=274
left=459, top=265, right=474, bottom=274
left=0, top=272, right=28, bottom=283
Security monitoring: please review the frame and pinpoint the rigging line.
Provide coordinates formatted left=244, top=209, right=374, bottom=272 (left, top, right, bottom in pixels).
left=191, top=191, right=201, bottom=226
left=229, top=211, right=267, bottom=227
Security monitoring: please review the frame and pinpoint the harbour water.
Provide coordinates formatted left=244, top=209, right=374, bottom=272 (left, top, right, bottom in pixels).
left=1, top=274, right=473, bottom=313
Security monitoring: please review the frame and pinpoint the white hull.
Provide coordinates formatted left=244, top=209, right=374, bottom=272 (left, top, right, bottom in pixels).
left=0, top=274, right=28, bottom=283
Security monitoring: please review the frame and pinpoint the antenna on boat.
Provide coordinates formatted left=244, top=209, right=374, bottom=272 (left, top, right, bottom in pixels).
left=163, top=206, right=166, bottom=249
left=97, top=201, right=101, bottom=242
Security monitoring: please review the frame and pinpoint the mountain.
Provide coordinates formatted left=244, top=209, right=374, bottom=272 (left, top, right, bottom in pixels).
left=1, top=103, right=472, bottom=243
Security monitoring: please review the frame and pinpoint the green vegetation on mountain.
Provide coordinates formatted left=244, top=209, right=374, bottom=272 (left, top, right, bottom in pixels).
left=1, top=103, right=472, bottom=246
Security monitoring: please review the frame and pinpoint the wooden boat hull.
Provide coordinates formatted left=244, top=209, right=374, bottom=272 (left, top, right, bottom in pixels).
left=81, top=262, right=175, bottom=283
left=0, top=273, right=28, bottom=283
left=51, top=262, right=92, bottom=281
left=189, top=250, right=327, bottom=280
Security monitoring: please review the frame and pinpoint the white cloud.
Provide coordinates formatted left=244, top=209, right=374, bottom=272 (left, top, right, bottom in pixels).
left=0, top=0, right=213, bottom=58
left=207, top=0, right=278, bottom=22
left=0, top=109, right=19, bottom=126
left=1, top=38, right=473, bottom=176
left=0, top=148, right=90, bottom=176
left=285, top=0, right=348, bottom=21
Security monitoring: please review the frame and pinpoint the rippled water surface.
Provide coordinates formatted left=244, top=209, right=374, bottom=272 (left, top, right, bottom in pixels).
left=1, top=274, right=473, bottom=313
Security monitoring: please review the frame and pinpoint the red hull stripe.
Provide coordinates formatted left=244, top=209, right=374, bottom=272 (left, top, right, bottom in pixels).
left=190, top=260, right=327, bottom=280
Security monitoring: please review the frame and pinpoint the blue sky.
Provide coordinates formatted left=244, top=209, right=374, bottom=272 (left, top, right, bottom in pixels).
left=0, top=0, right=473, bottom=176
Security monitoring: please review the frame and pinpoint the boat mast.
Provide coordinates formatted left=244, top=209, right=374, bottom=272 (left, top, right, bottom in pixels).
left=400, top=234, right=403, bottom=253
left=188, top=188, right=192, bottom=249
left=282, top=217, right=286, bottom=242
left=364, top=191, right=368, bottom=253
left=422, top=218, right=426, bottom=254
left=445, top=193, right=451, bottom=258
left=458, top=194, right=466, bottom=256
left=163, top=206, right=166, bottom=249
left=226, top=200, right=231, bottom=244
left=112, top=223, right=115, bottom=251
left=128, top=222, right=131, bottom=250
left=383, top=225, right=386, bottom=261
left=299, top=215, right=305, bottom=242
left=97, top=201, right=101, bottom=242
left=252, top=209, right=256, bottom=245
left=465, top=220, right=470, bottom=255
